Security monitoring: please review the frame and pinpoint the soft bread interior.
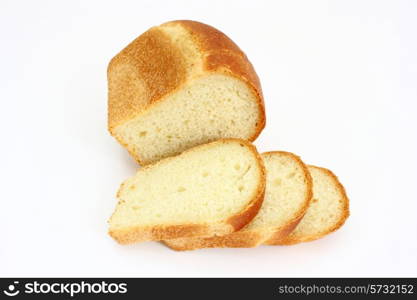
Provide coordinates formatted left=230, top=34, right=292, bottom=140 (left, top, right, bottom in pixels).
left=163, top=151, right=311, bottom=250
left=276, top=166, right=349, bottom=243
left=244, top=152, right=310, bottom=231
left=109, top=140, right=263, bottom=231
left=113, top=74, right=261, bottom=164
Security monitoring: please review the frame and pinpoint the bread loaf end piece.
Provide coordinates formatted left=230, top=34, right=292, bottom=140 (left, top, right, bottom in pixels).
left=108, top=20, right=265, bottom=165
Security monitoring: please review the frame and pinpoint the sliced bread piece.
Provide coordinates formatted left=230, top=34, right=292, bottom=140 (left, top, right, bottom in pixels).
left=265, top=166, right=349, bottom=245
left=164, top=151, right=312, bottom=250
left=108, top=20, right=265, bottom=165
left=108, top=139, right=265, bottom=244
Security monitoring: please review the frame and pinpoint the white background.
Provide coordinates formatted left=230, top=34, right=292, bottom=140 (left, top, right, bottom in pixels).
left=1, top=0, right=416, bottom=277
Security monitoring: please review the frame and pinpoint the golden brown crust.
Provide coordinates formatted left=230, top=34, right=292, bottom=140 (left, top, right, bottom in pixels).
left=108, top=20, right=265, bottom=164
left=170, top=20, right=244, bottom=55
left=262, top=214, right=303, bottom=245
left=163, top=230, right=266, bottom=251
left=108, top=27, right=187, bottom=130
left=164, top=151, right=312, bottom=251
left=109, top=223, right=232, bottom=245
left=272, top=165, right=350, bottom=246
left=108, top=139, right=266, bottom=245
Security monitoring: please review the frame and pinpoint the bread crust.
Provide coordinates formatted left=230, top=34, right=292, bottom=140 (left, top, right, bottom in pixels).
left=108, top=20, right=265, bottom=165
left=163, top=151, right=312, bottom=251
left=268, top=166, right=350, bottom=246
left=163, top=230, right=268, bottom=251
left=108, top=27, right=187, bottom=130
left=108, top=139, right=266, bottom=245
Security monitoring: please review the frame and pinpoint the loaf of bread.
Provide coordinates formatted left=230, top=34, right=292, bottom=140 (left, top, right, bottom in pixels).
left=164, top=151, right=312, bottom=250
left=108, top=20, right=265, bottom=165
left=106, top=19, right=350, bottom=250
left=108, top=139, right=266, bottom=244
left=265, top=166, right=349, bottom=245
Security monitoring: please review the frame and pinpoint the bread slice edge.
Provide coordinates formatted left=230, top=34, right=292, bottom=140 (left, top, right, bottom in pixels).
left=108, top=138, right=266, bottom=244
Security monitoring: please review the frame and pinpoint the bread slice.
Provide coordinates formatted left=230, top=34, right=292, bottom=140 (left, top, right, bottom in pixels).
left=108, top=20, right=265, bottom=165
left=164, top=151, right=312, bottom=250
left=108, top=139, right=265, bottom=244
left=265, top=166, right=349, bottom=245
